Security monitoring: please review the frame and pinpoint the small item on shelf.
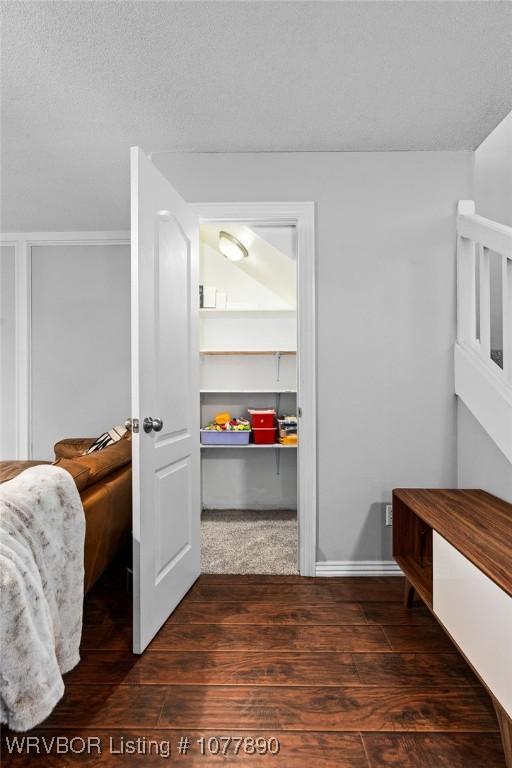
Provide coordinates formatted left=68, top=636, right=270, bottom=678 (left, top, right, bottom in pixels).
left=252, top=427, right=277, bottom=444
left=248, top=409, right=276, bottom=429
left=203, top=286, right=217, bottom=308
left=248, top=409, right=277, bottom=445
left=278, top=415, right=298, bottom=445
left=200, top=416, right=251, bottom=445
left=199, top=285, right=204, bottom=308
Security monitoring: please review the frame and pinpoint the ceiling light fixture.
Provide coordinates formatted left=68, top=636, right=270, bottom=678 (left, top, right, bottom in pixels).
left=218, top=231, right=249, bottom=262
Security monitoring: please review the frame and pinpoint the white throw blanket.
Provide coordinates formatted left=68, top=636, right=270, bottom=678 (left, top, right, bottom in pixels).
left=0, top=465, right=85, bottom=731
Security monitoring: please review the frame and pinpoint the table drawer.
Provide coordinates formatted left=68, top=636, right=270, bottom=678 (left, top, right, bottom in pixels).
left=433, top=531, right=512, bottom=716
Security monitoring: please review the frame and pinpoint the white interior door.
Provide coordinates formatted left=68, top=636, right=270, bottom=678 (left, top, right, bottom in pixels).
left=131, top=147, right=200, bottom=653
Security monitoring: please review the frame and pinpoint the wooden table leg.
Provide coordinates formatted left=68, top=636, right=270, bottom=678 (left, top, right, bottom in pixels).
left=493, top=697, right=512, bottom=768
left=403, top=577, right=415, bottom=608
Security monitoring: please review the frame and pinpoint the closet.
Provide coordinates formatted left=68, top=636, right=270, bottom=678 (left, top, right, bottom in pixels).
left=199, top=222, right=298, bottom=573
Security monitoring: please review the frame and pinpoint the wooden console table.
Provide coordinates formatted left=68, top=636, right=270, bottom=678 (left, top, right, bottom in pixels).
left=393, top=489, right=512, bottom=768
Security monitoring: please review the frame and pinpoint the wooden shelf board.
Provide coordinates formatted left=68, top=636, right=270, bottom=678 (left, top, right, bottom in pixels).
left=395, top=555, right=433, bottom=610
left=200, top=350, right=296, bottom=356
left=200, top=443, right=297, bottom=449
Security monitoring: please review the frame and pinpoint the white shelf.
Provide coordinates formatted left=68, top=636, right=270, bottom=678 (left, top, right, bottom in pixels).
left=201, top=443, right=297, bottom=449
left=200, top=349, right=296, bottom=355
left=201, top=389, right=297, bottom=394
left=200, top=308, right=295, bottom=314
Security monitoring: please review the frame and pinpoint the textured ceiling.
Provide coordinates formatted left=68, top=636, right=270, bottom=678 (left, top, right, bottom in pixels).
left=1, top=0, right=512, bottom=231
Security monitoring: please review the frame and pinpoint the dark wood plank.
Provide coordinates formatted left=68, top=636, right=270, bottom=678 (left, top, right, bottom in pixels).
left=149, top=624, right=390, bottom=652
left=354, top=653, right=481, bottom=687
left=190, top=580, right=404, bottom=604
left=197, top=573, right=315, bottom=584
left=159, top=685, right=498, bottom=731
left=393, top=489, right=512, bottom=598
left=83, top=595, right=132, bottom=625
left=196, top=574, right=401, bottom=586
left=363, top=732, right=506, bottom=768
left=65, top=651, right=140, bottom=685
left=170, top=600, right=367, bottom=625
left=362, top=602, right=435, bottom=626
left=66, top=650, right=360, bottom=686
left=382, top=625, right=456, bottom=653
left=327, top=579, right=404, bottom=602
left=80, top=622, right=132, bottom=651
left=40, top=685, right=167, bottom=728
left=1, top=731, right=369, bottom=767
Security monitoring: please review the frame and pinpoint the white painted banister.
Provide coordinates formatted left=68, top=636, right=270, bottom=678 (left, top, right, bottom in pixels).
left=503, top=254, right=512, bottom=382
left=455, top=200, right=512, bottom=463
left=457, top=211, right=512, bottom=259
left=456, top=201, right=476, bottom=346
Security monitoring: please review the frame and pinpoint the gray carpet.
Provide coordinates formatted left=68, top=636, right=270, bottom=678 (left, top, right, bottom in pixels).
left=201, top=509, right=298, bottom=575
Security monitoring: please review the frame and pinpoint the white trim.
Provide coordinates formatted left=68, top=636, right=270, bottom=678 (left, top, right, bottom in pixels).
left=455, top=342, right=512, bottom=463
left=0, top=231, right=130, bottom=459
left=457, top=212, right=512, bottom=259
left=191, top=202, right=317, bottom=577
left=15, top=240, right=30, bottom=459
left=316, top=560, right=403, bottom=577
left=1, top=231, right=130, bottom=245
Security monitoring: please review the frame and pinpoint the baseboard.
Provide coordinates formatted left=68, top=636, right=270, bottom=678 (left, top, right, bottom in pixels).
left=315, top=560, right=403, bottom=577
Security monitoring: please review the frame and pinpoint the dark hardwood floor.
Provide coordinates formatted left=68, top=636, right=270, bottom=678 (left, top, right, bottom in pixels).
left=1, top=569, right=507, bottom=767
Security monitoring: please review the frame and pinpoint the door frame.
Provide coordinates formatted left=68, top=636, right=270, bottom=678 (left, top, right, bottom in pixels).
left=191, top=202, right=317, bottom=576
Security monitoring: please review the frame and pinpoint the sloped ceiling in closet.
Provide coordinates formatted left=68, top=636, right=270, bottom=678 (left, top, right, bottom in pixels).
left=1, top=0, right=512, bottom=230
left=200, top=224, right=296, bottom=308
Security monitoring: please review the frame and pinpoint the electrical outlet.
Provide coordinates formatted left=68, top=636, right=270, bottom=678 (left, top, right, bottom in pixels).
left=385, top=504, right=393, bottom=526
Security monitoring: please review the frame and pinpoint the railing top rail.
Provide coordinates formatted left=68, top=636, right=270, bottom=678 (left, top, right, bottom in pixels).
left=457, top=200, right=512, bottom=258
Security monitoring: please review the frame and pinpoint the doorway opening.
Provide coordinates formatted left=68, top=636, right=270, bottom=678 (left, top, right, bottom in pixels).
left=199, top=221, right=298, bottom=574
left=193, top=202, right=316, bottom=577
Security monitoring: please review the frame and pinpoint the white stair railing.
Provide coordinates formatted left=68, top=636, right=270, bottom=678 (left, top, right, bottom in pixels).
left=455, top=200, right=512, bottom=462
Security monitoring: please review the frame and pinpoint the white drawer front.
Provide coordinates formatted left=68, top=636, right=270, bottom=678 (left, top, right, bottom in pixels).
left=433, top=531, right=512, bottom=717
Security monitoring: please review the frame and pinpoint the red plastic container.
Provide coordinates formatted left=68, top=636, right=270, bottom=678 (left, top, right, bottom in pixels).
left=252, top=427, right=277, bottom=444
left=248, top=409, right=276, bottom=429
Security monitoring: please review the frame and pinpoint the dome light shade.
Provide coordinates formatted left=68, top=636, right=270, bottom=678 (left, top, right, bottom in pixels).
left=219, top=231, right=248, bottom=262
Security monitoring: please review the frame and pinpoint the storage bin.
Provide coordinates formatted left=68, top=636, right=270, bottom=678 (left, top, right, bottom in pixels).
left=201, top=429, right=251, bottom=445
left=252, top=427, right=277, bottom=445
left=248, top=409, right=276, bottom=429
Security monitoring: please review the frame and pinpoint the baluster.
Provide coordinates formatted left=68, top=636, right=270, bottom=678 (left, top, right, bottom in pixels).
left=479, top=245, right=491, bottom=361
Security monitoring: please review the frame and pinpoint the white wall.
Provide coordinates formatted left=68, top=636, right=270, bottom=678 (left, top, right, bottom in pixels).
left=30, top=244, right=130, bottom=459
left=474, top=111, right=512, bottom=226
left=155, top=150, right=472, bottom=563
left=458, top=111, right=512, bottom=500
left=0, top=246, right=16, bottom=458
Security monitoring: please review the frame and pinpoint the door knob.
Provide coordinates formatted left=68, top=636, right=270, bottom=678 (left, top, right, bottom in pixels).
left=124, top=417, right=139, bottom=433
left=143, top=417, right=163, bottom=434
